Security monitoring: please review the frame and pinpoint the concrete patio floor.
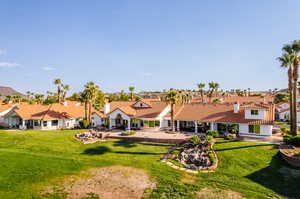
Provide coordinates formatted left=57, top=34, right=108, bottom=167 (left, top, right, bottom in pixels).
left=107, top=130, right=194, bottom=144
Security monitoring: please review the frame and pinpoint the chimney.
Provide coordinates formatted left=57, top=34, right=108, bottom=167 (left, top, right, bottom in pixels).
left=103, top=98, right=110, bottom=114
left=233, top=102, right=239, bottom=113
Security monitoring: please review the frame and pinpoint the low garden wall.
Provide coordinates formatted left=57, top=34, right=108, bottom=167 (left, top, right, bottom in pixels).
left=279, top=145, right=300, bottom=167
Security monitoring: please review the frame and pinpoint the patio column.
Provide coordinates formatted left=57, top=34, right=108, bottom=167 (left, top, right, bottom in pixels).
left=21, top=120, right=26, bottom=130
left=127, top=119, right=131, bottom=130
left=109, top=118, right=113, bottom=129
left=210, top=122, right=214, bottom=130
left=176, top=120, right=180, bottom=131
left=195, top=121, right=198, bottom=133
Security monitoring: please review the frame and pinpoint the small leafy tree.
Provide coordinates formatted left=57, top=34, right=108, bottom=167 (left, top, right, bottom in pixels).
left=189, top=136, right=201, bottom=146
left=206, top=130, right=219, bottom=138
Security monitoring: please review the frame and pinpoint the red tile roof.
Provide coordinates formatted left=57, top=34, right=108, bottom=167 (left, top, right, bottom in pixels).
left=109, top=100, right=168, bottom=118
left=6, top=101, right=105, bottom=120
left=174, top=103, right=275, bottom=125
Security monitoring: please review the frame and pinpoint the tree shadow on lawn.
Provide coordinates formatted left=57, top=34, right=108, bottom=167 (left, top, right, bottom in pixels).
left=138, top=142, right=174, bottom=147
left=214, top=144, right=276, bottom=152
left=82, top=146, right=112, bottom=155
left=113, top=139, right=137, bottom=148
left=246, top=153, right=300, bottom=199
left=82, top=145, right=165, bottom=156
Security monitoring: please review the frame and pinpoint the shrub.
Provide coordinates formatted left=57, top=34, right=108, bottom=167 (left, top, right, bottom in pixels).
left=284, top=135, right=300, bottom=147
left=79, top=120, right=90, bottom=129
left=206, top=130, right=219, bottom=138
left=189, top=136, right=201, bottom=145
left=280, top=126, right=290, bottom=135
left=208, top=151, right=216, bottom=164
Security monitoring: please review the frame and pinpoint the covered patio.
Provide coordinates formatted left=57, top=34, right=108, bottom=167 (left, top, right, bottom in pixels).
left=169, top=120, right=239, bottom=135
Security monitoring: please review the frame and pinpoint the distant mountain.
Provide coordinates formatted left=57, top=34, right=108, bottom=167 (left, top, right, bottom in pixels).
left=0, top=86, right=24, bottom=96
left=278, top=88, right=288, bottom=93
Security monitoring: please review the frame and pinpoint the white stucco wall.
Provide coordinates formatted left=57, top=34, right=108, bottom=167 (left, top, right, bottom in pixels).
left=108, top=109, right=131, bottom=129
left=239, top=123, right=272, bottom=137
left=92, top=113, right=102, bottom=127
left=245, top=109, right=266, bottom=120
left=278, top=111, right=289, bottom=121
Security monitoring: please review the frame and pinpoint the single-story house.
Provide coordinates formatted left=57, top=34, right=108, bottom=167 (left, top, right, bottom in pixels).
left=3, top=101, right=104, bottom=130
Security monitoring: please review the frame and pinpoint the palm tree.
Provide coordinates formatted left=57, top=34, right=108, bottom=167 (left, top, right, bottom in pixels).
left=165, top=90, right=180, bottom=132
left=197, top=83, right=205, bottom=103
left=79, top=91, right=88, bottom=121
left=278, top=40, right=300, bottom=135
left=248, top=88, right=251, bottom=96
left=62, top=84, right=70, bottom=102
left=84, top=82, right=100, bottom=125
left=34, top=94, right=44, bottom=104
left=54, top=79, right=62, bottom=103
left=4, top=95, right=11, bottom=104
left=129, top=86, right=135, bottom=101
left=207, top=82, right=220, bottom=102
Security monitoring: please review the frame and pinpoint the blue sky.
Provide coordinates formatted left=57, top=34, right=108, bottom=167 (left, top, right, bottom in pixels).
left=0, top=0, right=299, bottom=94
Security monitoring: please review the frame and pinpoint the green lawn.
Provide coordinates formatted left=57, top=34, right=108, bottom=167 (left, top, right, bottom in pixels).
left=0, top=130, right=299, bottom=199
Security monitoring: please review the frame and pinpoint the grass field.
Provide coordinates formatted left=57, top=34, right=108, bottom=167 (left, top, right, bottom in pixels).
left=0, top=130, right=299, bottom=199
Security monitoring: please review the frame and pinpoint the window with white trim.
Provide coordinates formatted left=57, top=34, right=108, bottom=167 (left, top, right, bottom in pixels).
left=249, top=125, right=260, bottom=134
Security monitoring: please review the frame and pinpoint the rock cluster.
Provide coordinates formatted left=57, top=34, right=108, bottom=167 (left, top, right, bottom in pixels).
left=75, top=129, right=110, bottom=143
left=178, top=140, right=212, bottom=170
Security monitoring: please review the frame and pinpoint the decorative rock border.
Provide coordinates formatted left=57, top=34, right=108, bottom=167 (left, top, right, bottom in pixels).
left=161, top=149, right=218, bottom=174
left=279, top=144, right=300, bottom=167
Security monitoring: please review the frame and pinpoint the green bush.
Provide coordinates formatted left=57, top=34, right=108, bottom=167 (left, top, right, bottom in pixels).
left=280, top=126, right=290, bottom=135
left=284, top=135, right=300, bottom=147
left=208, top=151, right=216, bottom=164
left=79, top=120, right=90, bottom=129
left=189, top=136, right=201, bottom=145
left=206, top=130, right=219, bottom=138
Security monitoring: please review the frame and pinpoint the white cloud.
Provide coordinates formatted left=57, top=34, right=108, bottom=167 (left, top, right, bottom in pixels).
left=0, top=62, right=19, bottom=67
left=0, top=49, right=6, bottom=56
left=41, top=67, right=55, bottom=71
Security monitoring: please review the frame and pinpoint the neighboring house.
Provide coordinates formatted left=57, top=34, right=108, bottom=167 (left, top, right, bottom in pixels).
left=3, top=101, right=104, bottom=130
left=192, top=96, right=274, bottom=104
left=275, top=99, right=300, bottom=123
left=0, top=104, right=15, bottom=125
left=103, top=100, right=275, bottom=138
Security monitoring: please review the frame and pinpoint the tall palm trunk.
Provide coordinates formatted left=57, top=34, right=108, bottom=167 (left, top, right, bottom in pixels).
left=57, top=86, right=61, bottom=103
left=292, top=61, right=299, bottom=136
left=88, top=101, right=92, bottom=126
left=171, top=104, right=175, bottom=132
left=288, top=67, right=294, bottom=131
left=84, top=101, right=88, bottom=120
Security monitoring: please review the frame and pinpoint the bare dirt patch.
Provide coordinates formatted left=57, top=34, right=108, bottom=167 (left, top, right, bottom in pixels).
left=45, top=166, right=155, bottom=199
left=196, top=188, right=245, bottom=199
